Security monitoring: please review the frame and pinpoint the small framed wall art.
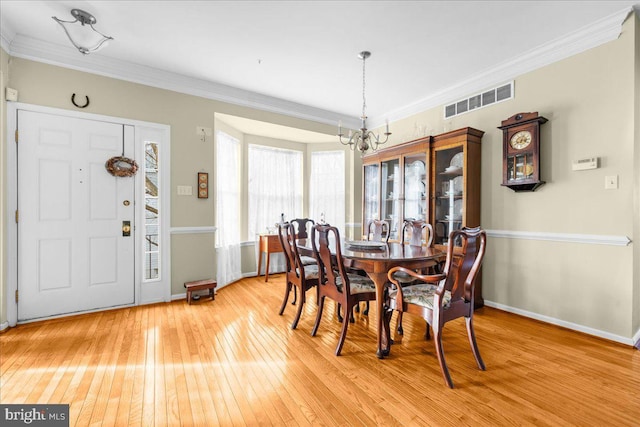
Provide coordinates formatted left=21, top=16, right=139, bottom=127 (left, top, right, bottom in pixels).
left=197, top=172, right=209, bottom=199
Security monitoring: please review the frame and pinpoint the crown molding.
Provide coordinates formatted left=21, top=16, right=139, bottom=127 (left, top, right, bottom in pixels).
left=2, top=5, right=634, bottom=130
left=380, top=6, right=634, bottom=126
left=4, top=33, right=360, bottom=129
left=0, top=31, right=11, bottom=53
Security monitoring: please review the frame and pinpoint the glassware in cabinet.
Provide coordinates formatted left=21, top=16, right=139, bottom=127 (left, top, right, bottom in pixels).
left=380, top=159, right=400, bottom=240
left=403, top=153, right=427, bottom=223
left=363, top=163, right=379, bottom=234
left=433, top=146, right=465, bottom=245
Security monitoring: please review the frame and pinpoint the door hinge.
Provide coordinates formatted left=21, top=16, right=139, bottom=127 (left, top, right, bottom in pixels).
left=15, top=290, right=19, bottom=303
left=15, top=129, right=18, bottom=143
left=15, top=210, right=19, bottom=223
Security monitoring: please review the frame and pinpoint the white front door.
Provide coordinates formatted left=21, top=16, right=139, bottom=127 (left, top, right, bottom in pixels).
left=17, top=110, right=135, bottom=321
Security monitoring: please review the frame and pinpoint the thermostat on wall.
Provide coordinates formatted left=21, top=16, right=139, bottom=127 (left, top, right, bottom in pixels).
left=572, top=157, right=598, bottom=171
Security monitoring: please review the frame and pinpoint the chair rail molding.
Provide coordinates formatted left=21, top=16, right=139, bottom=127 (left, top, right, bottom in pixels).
left=486, top=229, right=631, bottom=246
left=170, top=226, right=217, bottom=234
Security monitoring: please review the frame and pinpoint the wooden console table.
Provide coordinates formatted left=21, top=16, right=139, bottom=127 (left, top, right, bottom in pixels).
left=257, top=234, right=284, bottom=282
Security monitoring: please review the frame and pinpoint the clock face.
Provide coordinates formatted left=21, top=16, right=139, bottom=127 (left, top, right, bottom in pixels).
left=510, top=130, right=532, bottom=149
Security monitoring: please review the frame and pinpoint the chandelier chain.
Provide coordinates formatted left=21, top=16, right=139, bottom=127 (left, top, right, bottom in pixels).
left=362, top=54, right=367, bottom=120
left=337, top=50, right=390, bottom=154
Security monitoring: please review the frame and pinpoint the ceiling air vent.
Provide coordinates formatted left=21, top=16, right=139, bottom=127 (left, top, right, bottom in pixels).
left=444, top=81, right=514, bottom=118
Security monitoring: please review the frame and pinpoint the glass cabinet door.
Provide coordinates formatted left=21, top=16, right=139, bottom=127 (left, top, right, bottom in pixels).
left=433, top=146, right=464, bottom=245
left=363, top=163, right=379, bottom=237
left=380, top=159, right=400, bottom=240
left=403, top=153, right=427, bottom=224
left=506, top=153, right=534, bottom=182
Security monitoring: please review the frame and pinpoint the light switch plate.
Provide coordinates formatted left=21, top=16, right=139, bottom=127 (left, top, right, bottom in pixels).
left=6, top=87, right=18, bottom=102
left=177, top=185, right=192, bottom=196
left=604, top=175, right=618, bottom=190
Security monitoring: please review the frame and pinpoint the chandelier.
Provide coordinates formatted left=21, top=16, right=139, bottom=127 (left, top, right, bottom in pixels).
left=52, top=9, right=113, bottom=55
left=338, top=51, right=391, bottom=154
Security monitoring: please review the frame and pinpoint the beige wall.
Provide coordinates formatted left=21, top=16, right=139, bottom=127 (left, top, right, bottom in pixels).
left=378, top=14, right=638, bottom=340
left=0, top=56, right=340, bottom=307
left=1, top=13, right=638, bottom=342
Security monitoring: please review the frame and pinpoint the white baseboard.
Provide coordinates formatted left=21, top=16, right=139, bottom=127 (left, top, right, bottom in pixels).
left=172, top=293, right=187, bottom=301
left=15, top=304, right=136, bottom=326
left=484, top=300, right=635, bottom=347
left=633, top=329, right=640, bottom=350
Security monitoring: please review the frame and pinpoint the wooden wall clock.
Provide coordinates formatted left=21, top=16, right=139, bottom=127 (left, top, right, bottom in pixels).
left=498, top=112, right=548, bottom=192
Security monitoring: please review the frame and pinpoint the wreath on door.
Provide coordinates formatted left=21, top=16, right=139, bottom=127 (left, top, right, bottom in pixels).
left=105, top=156, right=139, bottom=177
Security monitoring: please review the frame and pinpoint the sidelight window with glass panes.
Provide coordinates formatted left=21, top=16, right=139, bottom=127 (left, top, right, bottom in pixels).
left=144, top=141, right=160, bottom=280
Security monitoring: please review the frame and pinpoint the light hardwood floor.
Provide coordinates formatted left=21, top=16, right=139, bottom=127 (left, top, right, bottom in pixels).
left=1, top=274, right=639, bottom=426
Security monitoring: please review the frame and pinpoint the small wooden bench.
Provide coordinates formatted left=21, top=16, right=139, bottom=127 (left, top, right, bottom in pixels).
left=184, top=279, right=217, bottom=305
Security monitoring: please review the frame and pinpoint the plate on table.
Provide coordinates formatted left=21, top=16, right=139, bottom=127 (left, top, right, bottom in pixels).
left=450, top=152, right=464, bottom=168
left=346, top=240, right=387, bottom=250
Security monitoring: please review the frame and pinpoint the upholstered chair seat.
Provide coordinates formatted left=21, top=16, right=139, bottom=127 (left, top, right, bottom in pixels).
left=388, top=282, right=452, bottom=310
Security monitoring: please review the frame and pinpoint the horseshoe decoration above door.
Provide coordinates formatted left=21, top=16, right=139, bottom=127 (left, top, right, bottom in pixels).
left=71, top=93, right=90, bottom=108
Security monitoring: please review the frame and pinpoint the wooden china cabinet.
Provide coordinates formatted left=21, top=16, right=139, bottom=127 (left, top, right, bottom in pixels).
left=362, top=138, right=431, bottom=242
left=362, top=127, right=484, bottom=307
left=430, top=127, right=484, bottom=246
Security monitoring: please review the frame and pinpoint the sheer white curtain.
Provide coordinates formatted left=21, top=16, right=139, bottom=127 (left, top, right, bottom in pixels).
left=248, top=145, right=302, bottom=273
left=215, top=131, right=242, bottom=287
left=310, top=150, right=345, bottom=232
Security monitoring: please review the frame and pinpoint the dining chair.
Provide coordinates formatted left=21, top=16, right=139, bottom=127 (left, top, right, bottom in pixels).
left=311, top=224, right=377, bottom=356
left=287, top=218, right=316, bottom=305
left=291, top=218, right=314, bottom=239
left=366, top=219, right=390, bottom=242
left=277, top=222, right=319, bottom=329
left=352, top=219, right=391, bottom=316
left=385, top=226, right=487, bottom=388
left=401, top=219, right=434, bottom=247
left=394, top=219, right=438, bottom=334
left=349, top=219, right=383, bottom=316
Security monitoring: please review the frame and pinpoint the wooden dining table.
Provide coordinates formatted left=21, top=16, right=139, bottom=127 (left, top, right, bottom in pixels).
left=296, top=238, right=445, bottom=359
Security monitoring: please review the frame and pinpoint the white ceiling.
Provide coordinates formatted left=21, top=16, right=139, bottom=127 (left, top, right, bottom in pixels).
left=1, top=1, right=639, bottom=142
